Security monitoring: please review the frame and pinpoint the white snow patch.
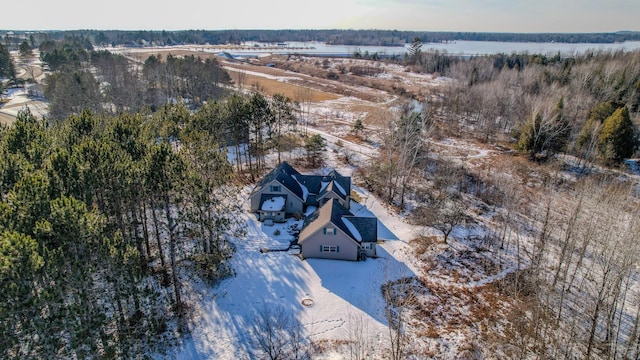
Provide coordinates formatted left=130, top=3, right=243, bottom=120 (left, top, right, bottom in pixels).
left=320, top=181, right=329, bottom=193
left=332, top=180, right=346, bottom=196
left=291, top=175, right=309, bottom=201
left=260, top=196, right=285, bottom=211
left=341, top=217, right=362, bottom=241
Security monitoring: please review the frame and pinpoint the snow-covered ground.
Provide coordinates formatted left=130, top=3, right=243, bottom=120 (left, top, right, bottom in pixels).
left=159, top=186, right=422, bottom=359
left=1, top=85, right=48, bottom=122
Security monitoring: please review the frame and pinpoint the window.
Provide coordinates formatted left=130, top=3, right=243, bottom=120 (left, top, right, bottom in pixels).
left=270, top=185, right=282, bottom=192
left=321, top=245, right=339, bottom=253
left=323, top=227, right=337, bottom=235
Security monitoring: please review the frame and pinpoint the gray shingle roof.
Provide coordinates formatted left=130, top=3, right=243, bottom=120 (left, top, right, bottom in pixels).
left=298, top=171, right=351, bottom=199
left=251, top=161, right=304, bottom=200
left=299, top=198, right=377, bottom=244
left=342, top=216, right=377, bottom=243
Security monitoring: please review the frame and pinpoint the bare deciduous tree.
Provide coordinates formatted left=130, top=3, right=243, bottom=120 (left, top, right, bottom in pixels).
left=252, top=304, right=310, bottom=360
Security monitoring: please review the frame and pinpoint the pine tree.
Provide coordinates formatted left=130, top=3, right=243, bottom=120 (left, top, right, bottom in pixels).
left=576, top=100, right=624, bottom=150
left=305, top=134, right=325, bottom=167
left=597, top=106, right=637, bottom=163
left=0, top=43, right=15, bottom=79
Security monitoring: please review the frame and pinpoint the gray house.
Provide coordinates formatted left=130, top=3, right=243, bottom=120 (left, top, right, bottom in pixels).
left=250, top=162, right=377, bottom=261
left=249, top=161, right=351, bottom=221
left=249, top=162, right=306, bottom=222
left=298, top=199, right=377, bottom=261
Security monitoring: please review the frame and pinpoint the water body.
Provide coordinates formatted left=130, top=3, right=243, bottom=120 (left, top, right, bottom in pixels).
left=223, top=40, right=640, bottom=58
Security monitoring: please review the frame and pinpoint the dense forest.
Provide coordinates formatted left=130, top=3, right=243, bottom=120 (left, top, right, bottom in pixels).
left=0, top=91, right=307, bottom=357
left=3, top=29, right=640, bottom=49
left=0, top=34, right=308, bottom=356
left=36, top=37, right=231, bottom=121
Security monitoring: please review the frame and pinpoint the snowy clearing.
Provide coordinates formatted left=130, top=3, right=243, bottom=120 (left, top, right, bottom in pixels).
left=160, top=185, right=420, bottom=359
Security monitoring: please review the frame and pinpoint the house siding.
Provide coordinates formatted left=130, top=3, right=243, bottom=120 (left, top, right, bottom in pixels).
left=300, top=225, right=359, bottom=261
left=360, top=243, right=377, bottom=258
left=259, top=211, right=285, bottom=222
left=250, top=180, right=304, bottom=214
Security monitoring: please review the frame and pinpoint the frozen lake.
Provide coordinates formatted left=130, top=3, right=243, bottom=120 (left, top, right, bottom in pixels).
left=224, top=40, right=640, bottom=57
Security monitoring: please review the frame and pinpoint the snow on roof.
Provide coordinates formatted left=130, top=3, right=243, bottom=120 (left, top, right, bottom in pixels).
left=320, top=181, right=329, bottom=193
left=341, top=217, right=362, bottom=241
left=261, top=196, right=285, bottom=211
left=291, top=175, right=309, bottom=202
left=332, top=180, right=347, bottom=197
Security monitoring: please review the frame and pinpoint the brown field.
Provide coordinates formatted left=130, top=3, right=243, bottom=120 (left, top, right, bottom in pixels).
left=222, top=60, right=390, bottom=103
left=226, top=68, right=339, bottom=102
left=127, top=49, right=225, bottom=63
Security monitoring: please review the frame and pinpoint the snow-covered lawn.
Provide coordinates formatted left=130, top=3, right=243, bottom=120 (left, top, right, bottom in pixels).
left=161, top=187, right=422, bottom=359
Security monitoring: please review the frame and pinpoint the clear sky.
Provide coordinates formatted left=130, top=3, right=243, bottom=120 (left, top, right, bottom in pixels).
left=3, top=0, right=639, bottom=33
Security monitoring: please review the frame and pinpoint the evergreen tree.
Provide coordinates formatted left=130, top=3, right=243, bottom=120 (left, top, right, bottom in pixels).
left=576, top=100, right=625, bottom=160
left=305, top=134, right=325, bottom=167
left=248, top=92, right=274, bottom=175
left=597, top=106, right=637, bottom=163
left=0, top=231, right=43, bottom=358
left=352, top=118, right=364, bottom=136
left=0, top=43, right=15, bottom=79
left=270, top=93, right=296, bottom=164
left=19, top=40, right=32, bottom=59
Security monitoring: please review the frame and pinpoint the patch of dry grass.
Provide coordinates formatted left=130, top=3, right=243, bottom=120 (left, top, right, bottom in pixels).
left=227, top=69, right=338, bottom=102
left=126, top=49, right=223, bottom=63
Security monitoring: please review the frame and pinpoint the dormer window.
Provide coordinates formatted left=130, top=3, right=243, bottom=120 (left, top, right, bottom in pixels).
left=270, top=185, right=282, bottom=192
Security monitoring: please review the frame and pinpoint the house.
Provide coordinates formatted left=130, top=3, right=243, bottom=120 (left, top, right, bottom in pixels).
left=249, top=161, right=351, bottom=221
left=250, top=161, right=378, bottom=261
left=298, top=198, right=377, bottom=261
left=249, top=161, right=307, bottom=221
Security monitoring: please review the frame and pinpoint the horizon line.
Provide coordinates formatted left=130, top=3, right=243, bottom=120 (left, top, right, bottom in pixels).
left=2, top=28, right=639, bottom=34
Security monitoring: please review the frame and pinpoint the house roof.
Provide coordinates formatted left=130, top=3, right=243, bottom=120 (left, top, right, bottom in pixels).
left=318, top=180, right=347, bottom=200
left=298, top=198, right=377, bottom=244
left=326, top=170, right=351, bottom=197
left=342, top=216, right=377, bottom=243
left=251, top=161, right=304, bottom=201
left=251, top=161, right=351, bottom=202
left=297, top=170, right=351, bottom=199
left=296, top=175, right=323, bottom=196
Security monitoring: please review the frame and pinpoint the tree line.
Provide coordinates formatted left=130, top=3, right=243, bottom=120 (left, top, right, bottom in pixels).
left=0, top=42, right=16, bottom=95
left=0, top=101, right=254, bottom=358
left=4, top=30, right=640, bottom=50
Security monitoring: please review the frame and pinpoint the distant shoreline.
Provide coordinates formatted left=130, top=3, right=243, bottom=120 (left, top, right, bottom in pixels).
left=3, top=29, right=640, bottom=48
